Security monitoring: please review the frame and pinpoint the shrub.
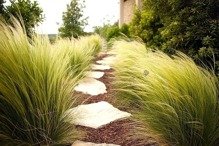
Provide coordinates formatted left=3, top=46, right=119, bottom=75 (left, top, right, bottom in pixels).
left=0, top=20, right=79, bottom=145
left=113, top=40, right=219, bottom=146
left=58, top=0, right=87, bottom=38
left=129, top=0, right=219, bottom=73
left=94, top=23, right=130, bottom=42
left=54, top=39, right=91, bottom=82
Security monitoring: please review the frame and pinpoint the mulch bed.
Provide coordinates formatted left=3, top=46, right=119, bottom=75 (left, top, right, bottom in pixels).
left=76, top=119, right=157, bottom=146
left=74, top=54, right=158, bottom=146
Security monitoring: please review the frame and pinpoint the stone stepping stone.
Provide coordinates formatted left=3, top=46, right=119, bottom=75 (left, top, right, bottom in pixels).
left=96, top=56, right=117, bottom=65
left=91, top=64, right=111, bottom=70
left=74, top=78, right=107, bottom=96
left=67, top=101, right=131, bottom=129
left=86, top=71, right=104, bottom=79
left=72, top=141, right=120, bottom=146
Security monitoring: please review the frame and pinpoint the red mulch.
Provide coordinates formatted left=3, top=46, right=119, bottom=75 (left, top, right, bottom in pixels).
left=76, top=119, right=157, bottom=146
left=74, top=54, right=158, bottom=146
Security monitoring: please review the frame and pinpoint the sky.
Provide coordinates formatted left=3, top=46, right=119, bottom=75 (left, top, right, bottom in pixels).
left=35, top=0, right=120, bottom=34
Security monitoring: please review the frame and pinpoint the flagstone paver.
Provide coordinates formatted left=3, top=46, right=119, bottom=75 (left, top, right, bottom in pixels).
left=72, top=141, right=120, bottom=146
left=91, top=64, right=111, bottom=70
left=74, top=78, right=107, bottom=96
left=67, top=101, right=131, bottom=129
left=96, top=56, right=117, bottom=65
left=87, top=71, right=105, bottom=79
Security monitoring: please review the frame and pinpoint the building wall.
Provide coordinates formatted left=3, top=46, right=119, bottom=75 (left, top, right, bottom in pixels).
left=135, top=0, right=142, bottom=9
left=119, top=0, right=142, bottom=27
left=123, top=0, right=135, bottom=24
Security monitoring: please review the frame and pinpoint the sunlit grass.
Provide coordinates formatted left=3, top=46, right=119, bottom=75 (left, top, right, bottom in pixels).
left=77, top=34, right=106, bottom=56
left=54, top=39, right=92, bottom=82
left=54, top=34, right=105, bottom=81
left=0, top=19, right=81, bottom=145
left=112, top=40, right=219, bottom=146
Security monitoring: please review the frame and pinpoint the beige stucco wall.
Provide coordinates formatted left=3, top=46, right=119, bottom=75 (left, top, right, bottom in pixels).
left=135, top=0, right=142, bottom=9
left=123, top=0, right=135, bottom=24
left=119, top=0, right=142, bottom=27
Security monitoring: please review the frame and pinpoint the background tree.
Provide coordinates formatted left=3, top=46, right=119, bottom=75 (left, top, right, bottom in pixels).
left=59, top=0, right=87, bottom=38
left=4, top=0, right=43, bottom=36
left=129, top=9, right=163, bottom=48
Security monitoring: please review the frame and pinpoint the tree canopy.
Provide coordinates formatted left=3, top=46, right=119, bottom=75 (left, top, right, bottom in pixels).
left=4, top=0, right=43, bottom=36
left=59, top=0, right=87, bottom=38
left=94, top=22, right=130, bottom=42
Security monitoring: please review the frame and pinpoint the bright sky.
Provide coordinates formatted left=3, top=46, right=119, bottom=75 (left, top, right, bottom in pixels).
left=35, top=0, right=120, bottom=34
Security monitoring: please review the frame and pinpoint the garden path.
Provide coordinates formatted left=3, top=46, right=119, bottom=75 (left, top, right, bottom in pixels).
left=71, top=53, right=157, bottom=146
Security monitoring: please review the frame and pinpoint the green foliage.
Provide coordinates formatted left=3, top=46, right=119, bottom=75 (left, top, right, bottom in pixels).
left=94, top=22, right=130, bottom=42
left=0, top=0, right=5, bottom=14
left=112, top=40, right=219, bottom=146
left=129, top=9, right=163, bottom=48
left=129, top=0, right=219, bottom=72
left=0, top=19, right=96, bottom=145
left=59, top=0, right=87, bottom=38
left=4, top=0, right=43, bottom=36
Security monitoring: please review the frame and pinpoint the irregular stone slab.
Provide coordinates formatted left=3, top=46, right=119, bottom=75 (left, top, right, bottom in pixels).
left=86, top=71, right=104, bottom=79
left=67, top=101, right=131, bottom=129
left=91, top=64, right=111, bottom=70
left=74, top=78, right=107, bottom=96
left=98, top=52, right=108, bottom=56
left=106, top=52, right=116, bottom=55
left=96, top=56, right=117, bottom=65
left=72, top=141, right=120, bottom=146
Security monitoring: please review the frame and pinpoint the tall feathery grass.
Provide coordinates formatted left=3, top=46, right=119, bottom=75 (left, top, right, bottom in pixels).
left=77, top=34, right=106, bottom=56
left=0, top=20, right=81, bottom=145
left=112, top=40, right=219, bottom=146
left=54, top=39, right=92, bottom=82
left=54, top=34, right=105, bottom=81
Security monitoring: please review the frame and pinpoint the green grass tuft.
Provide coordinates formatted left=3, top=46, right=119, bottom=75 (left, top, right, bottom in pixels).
left=0, top=19, right=81, bottom=145
left=54, top=34, right=105, bottom=81
left=112, top=40, right=219, bottom=146
left=77, top=34, right=106, bottom=56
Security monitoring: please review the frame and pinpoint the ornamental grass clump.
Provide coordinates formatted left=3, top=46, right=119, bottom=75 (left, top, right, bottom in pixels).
left=54, top=38, right=93, bottom=81
left=0, top=20, right=79, bottom=145
left=54, top=34, right=105, bottom=82
left=113, top=40, right=219, bottom=146
left=77, top=34, right=106, bottom=56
